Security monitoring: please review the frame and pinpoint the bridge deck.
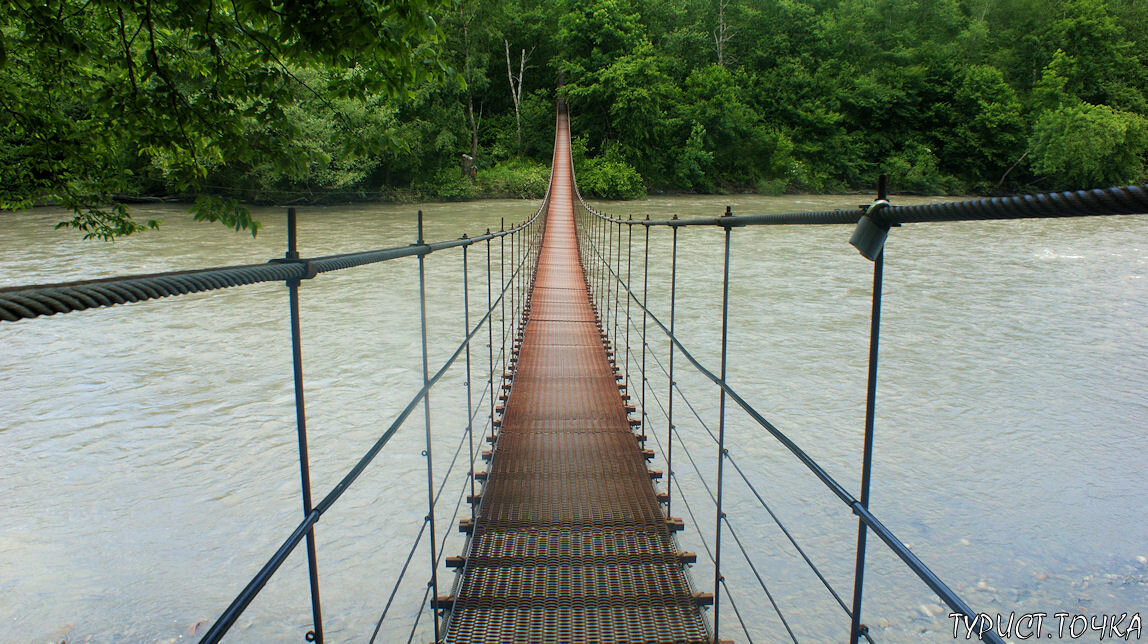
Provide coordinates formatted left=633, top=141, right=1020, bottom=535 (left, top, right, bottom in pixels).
left=442, top=113, right=710, bottom=643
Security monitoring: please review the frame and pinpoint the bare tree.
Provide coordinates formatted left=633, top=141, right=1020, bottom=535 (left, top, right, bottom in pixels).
left=714, top=0, right=736, bottom=67
left=460, top=4, right=481, bottom=162
left=505, top=40, right=534, bottom=154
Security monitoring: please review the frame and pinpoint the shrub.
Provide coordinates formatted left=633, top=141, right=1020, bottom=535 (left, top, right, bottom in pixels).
left=576, top=156, right=646, bottom=200
left=885, top=142, right=963, bottom=194
left=416, top=168, right=479, bottom=201
left=479, top=159, right=550, bottom=198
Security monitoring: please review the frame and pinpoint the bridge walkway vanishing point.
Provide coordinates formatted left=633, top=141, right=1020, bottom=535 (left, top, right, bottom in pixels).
left=441, top=111, right=711, bottom=643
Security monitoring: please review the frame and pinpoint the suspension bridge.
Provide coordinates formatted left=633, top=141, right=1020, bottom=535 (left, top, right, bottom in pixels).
left=3, top=101, right=1147, bottom=643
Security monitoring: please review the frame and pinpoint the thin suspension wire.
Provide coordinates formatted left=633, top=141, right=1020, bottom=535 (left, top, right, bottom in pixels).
left=578, top=211, right=892, bottom=644
left=638, top=381, right=669, bottom=463
left=368, top=517, right=428, bottom=643
left=726, top=453, right=855, bottom=619
left=408, top=422, right=489, bottom=644
left=605, top=217, right=613, bottom=346
left=671, top=424, right=717, bottom=505
left=644, top=359, right=839, bottom=641
left=204, top=219, right=537, bottom=644
left=670, top=466, right=714, bottom=564
left=407, top=581, right=433, bottom=644
left=371, top=378, right=497, bottom=644
left=653, top=351, right=855, bottom=618
left=724, top=515, right=799, bottom=642
left=722, top=579, right=756, bottom=644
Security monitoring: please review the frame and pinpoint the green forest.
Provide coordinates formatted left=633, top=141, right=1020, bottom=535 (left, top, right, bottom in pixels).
left=2, top=0, right=1147, bottom=238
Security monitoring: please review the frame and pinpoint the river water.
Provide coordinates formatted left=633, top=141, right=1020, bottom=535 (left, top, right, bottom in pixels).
left=1, top=196, right=1145, bottom=643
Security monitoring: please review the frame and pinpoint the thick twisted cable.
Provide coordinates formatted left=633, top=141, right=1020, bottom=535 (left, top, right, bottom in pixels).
left=0, top=263, right=303, bottom=322
left=1, top=200, right=547, bottom=325
left=579, top=210, right=1005, bottom=644
left=581, top=183, right=1148, bottom=227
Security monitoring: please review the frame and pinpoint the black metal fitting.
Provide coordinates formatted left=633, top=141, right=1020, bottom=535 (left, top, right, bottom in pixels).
left=850, top=201, right=891, bottom=261
left=270, top=258, right=318, bottom=285
left=851, top=174, right=896, bottom=260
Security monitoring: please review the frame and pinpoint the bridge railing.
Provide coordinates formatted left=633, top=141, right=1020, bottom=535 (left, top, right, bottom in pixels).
left=571, top=179, right=1148, bottom=643
left=2, top=103, right=579, bottom=644
left=2, top=204, right=548, bottom=643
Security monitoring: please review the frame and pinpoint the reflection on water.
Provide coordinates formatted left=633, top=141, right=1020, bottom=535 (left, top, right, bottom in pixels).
left=2, top=197, right=1146, bottom=643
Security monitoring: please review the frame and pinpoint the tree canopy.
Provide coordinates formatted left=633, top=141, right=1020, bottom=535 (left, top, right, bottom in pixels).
left=0, top=0, right=450, bottom=238
left=3, top=0, right=1146, bottom=238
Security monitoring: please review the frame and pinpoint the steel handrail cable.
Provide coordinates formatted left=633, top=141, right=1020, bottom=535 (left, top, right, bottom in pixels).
left=584, top=214, right=860, bottom=643
left=1, top=201, right=547, bottom=324
left=666, top=410, right=806, bottom=642
left=625, top=284, right=857, bottom=630
left=658, top=342, right=857, bottom=620
left=576, top=203, right=1004, bottom=644
left=662, top=392, right=809, bottom=643
left=202, top=239, right=528, bottom=642
left=581, top=183, right=1148, bottom=228
left=368, top=367, right=496, bottom=643
left=372, top=228, right=534, bottom=639
left=314, top=230, right=525, bottom=517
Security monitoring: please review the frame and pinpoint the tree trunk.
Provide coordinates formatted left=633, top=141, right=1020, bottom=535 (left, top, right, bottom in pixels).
left=505, top=40, right=532, bottom=155
left=463, top=14, right=479, bottom=163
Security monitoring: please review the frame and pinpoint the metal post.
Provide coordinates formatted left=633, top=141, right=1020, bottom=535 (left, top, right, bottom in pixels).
left=462, top=239, right=476, bottom=520
left=589, top=213, right=596, bottom=305
left=600, top=215, right=607, bottom=314
left=613, top=220, right=621, bottom=366
left=512, top=224, right=518, bottom=337
left=625, top=219, right=632, bottom=387
left=486, top=231, right=495, bottom=452
left=713, top=210, right=734, bottom=640
left=596, top=214, right=606, bottom=305
left=416, top=210, right=441, bottom=642
left=500, top=219, right=506, bottom=378
left=604, top=216, right=613, bottom=342
left=640, top=221, right=650, bottom=479
left=850, top=176, right=887, bottom=643
left=666, top=222, right=679, bottom=516
left=285, top=207, right=325, bottom=644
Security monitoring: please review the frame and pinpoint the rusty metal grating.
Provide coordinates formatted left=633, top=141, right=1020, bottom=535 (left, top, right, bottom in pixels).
left=442, top=113, right=710, bottom=643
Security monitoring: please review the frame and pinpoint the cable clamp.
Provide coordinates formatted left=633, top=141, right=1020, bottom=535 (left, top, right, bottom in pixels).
left=269, top=257, right=317, bottom=284
left=850, top=199, right=895, bottom=261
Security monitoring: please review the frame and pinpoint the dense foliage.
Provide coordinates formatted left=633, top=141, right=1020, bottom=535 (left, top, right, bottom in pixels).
left=3, top=0, right=1147, bottom=236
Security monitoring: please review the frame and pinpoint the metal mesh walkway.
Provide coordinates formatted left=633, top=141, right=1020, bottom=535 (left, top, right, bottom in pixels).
left=442, top=113, right=710, bottom=643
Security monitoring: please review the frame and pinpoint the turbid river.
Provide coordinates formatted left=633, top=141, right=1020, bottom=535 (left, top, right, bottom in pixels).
left=2, top=195, right=1145, bottom=643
